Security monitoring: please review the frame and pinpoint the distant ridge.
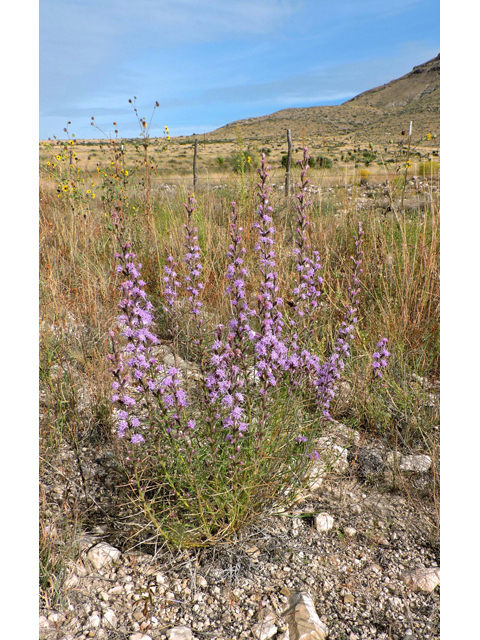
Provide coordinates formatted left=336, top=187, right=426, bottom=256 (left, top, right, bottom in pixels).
left=345, top=54, right=439, bottom=108
left=205, top=56, right=440, bottom=146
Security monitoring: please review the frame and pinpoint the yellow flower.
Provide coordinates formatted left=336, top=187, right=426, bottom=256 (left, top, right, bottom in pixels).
left=97, top=167, right=101, bottom=173
left=91, top=182, right=96, bottom=186
left=426, top=133, right=432, bottom=140
left=247, top=156, right=251, bottom=163
left=143, top=121, right=147, bottom=128
left=62, top=184, right=69, bottom=192
left=91, top=193, right=96, bottom=199
left=56, top=155, right=61, bottom=161
left=87, top=190, right=91, bottom=194
left=68, top=140, right=74, bottom=146
left=132, top=206, right=136, bottom=210
left=46, top=161, right=51, bottom=166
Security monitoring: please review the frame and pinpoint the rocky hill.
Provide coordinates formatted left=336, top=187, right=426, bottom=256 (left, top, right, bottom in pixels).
left=205, top=55, right=440, bottom=147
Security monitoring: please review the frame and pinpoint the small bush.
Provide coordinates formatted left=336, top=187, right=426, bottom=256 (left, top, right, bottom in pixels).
left=317, top=155, right=332, bottom=169
left=360, top=169, right=371, bottom=184
left=230, top=149, right=259, bottom=173
left=419, top=161, right=440, bottom=176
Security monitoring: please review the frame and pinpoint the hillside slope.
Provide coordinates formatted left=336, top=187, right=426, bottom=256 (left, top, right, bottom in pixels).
left=205, top=55, right=439, bottom=147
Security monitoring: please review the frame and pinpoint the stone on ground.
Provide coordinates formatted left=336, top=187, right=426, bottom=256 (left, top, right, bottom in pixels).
left=283, top=591, right=329, bottom=640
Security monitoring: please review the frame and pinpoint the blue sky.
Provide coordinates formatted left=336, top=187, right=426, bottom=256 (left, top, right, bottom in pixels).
left=40, top=0, right=440, bottom=138
left=40, top=0, right=439, bottom=139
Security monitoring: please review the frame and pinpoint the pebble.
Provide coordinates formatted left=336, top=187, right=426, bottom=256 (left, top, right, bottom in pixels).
left=103, top=608, right=118, bottom=627
left=87, top=543, right=121, bottom=571
left=166, top=626, right=193, bottom=640
left=88, top=614, right=101, bottom=628
left=252, top=612, right=278, bottom=640
left=315, top=513, right=334, bottom=533
left=402, top=567, right=440, bottom=593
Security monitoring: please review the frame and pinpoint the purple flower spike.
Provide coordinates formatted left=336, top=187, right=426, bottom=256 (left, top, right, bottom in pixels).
left=372, top=337, right=391, bottom=378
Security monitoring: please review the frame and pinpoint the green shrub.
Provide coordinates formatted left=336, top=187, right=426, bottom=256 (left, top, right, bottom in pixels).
left=317, top=155, right=332, bottom=169
left=230, top=149, right=259, bottom=173
left=419, top=161, right=440, bottom=176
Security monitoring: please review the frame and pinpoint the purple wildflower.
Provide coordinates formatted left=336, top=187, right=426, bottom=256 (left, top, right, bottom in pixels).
left=372, top=338, right=391, bottom=378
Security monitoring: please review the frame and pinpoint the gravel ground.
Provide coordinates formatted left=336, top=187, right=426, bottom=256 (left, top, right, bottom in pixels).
left=39, top=430, right=439, bottom=640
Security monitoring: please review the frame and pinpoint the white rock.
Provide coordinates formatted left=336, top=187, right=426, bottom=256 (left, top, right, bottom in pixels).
left=402, top=567, right=440, bottom=592
left=39, top=617, right=51, bottom=640
left=344, top=527, right=357, bottom=537
left=315, top=513, right=334, bottom=533
left=103, top=608, right=118, bottom=627
left=129, top=634, right=152, bottom=640
left=307, top=460, right=325, bottom=491
left=252, top=619, right=278, bottom=640
left=109, top=585, right=124, bottom=595
left=400, top=455, right=432, bottom=473
left=64, top=573, right=79, bottom=589
left=315, top=442, right=349, bottom=473
left=88, top=614, right=101, bottom=628
left=197, top=574, right=208, bottom=588
left=87, top=542, right=121, bottom=570
left=253, top=610, right=278, bottom=640
left=48, top=613, right=61, bottom=623
left=283, top=591, right=329, bottom=640
left=166, top=626, right=193, bottom=640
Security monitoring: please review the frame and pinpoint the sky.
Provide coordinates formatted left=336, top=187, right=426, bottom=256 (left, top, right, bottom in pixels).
left=39, top=0, right=440, bottom=140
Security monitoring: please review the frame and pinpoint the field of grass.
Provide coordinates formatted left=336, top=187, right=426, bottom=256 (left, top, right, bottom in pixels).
left=39, top=126, right=439, bottom=602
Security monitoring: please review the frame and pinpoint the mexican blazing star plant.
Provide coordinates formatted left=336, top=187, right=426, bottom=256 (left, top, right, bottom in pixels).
left=108, top=151, right=389, bottom=547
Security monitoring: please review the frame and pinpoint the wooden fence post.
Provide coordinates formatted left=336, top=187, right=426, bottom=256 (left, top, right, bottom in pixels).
left=285, top=129, right=292, bottom=197
left=193, top=138, right=198, bottom=192
left=401, top=121, right=413, bottom=212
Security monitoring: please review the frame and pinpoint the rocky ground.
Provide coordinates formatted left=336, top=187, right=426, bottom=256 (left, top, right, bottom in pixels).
left=39, top=415, right=439, bottom=640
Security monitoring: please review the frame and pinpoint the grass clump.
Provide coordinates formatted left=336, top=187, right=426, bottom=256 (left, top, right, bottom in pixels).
left=418, top=160, right=440, bottom=177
